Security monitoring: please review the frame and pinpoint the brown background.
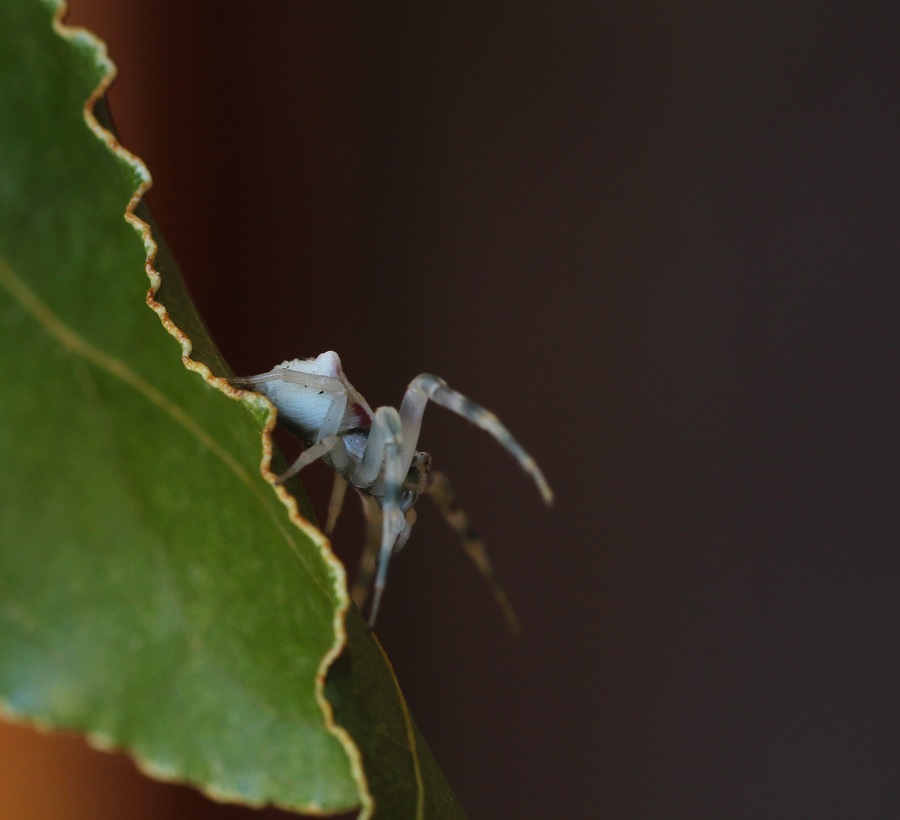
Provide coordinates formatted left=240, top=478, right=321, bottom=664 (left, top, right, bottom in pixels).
left=3, top=1, right=899, bottom=818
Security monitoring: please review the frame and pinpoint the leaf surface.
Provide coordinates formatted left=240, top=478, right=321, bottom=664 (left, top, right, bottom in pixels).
left=0, top=2, right=463, bottom=817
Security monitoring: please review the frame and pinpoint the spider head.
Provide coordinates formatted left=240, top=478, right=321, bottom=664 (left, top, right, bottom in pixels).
left=403, top=451, right=431, bottom=495
left=397, top=451, right=431, bottom=513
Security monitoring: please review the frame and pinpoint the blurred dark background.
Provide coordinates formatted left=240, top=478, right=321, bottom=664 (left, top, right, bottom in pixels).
left=4, top=1, right=898, bottom=817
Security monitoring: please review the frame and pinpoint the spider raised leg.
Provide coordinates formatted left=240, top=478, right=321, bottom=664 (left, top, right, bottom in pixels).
left=234, top=351, right=552, bottom=629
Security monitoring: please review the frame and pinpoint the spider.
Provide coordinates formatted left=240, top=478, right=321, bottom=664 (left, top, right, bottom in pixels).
left=234, top=351, right=553, bottom=631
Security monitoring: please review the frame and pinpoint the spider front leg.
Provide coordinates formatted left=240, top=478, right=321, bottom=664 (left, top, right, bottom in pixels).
left=351, top=495, right=417, bottom=611
left=398, top=374, right=554, bottom=505
left=352, top=406, right=409, bottom=627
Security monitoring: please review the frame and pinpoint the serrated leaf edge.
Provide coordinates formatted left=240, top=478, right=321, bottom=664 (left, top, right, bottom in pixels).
left=39, top=2, right=375, bottom=815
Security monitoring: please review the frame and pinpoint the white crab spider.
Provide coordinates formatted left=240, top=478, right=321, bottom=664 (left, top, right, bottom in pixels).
left=234, top=351, right=553, bottom=630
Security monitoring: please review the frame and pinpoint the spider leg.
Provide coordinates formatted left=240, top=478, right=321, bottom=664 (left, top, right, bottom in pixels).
left=355, top=407, right=406, bottom=627
left=353, top=504, right=417, bottom=611
left=277, top=434, right=348, bottom=484
left=233, top=369, right=343, bottom=392
left=426, top=470, right=522, bottom=637
left=350, top=493, right=381, bottom=609
left=315, top=383, right=348, bottom=440
left=399, top=375, right=554, bottom=505
left=351, top=404, right=406, bottom=489
left=325, top=473, right=349, bottom=537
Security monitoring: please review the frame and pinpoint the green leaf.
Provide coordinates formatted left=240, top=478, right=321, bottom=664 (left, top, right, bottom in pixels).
left=0, top=1, right=464, bottom=816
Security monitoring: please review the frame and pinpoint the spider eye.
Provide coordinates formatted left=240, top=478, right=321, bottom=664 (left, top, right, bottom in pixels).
left=399, top=490, right=418, bottom=511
